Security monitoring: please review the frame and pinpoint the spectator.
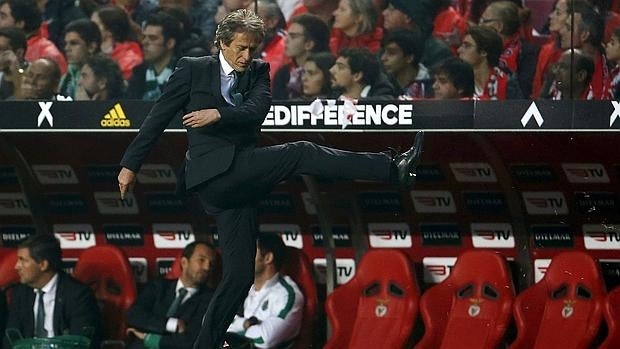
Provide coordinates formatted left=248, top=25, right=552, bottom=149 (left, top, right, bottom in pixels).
left=554, top=1, right=608, bottom=99
left=550, top=48, right=595, bottom=99
left=226, top=233, right=304, bottom=349
left=19, top=57, right=61, bottom=100
left=330, top=47, right=396, bottom=99
left=76, top=54, right=124, bottom=100
left=158, top=0, right=220, bottom=48
left=0, top=26, right=26, bottom=100
left=125, top=241, right=219, bottom=349
left=252, top=0, right=288, bottom=81
left=0, top=0, right=67, bottom=74
left=91, top=5, right=143, bottom=80
left=330, top=0, right=383, bottom=54
left=127, top=12, right=182, bottom=100
left=433, top=0, right=468, bottom=51
left=288, top=0, right=339, bottom=25
left=432, top=57, right=475, bottom=99
left=382, top=0, right=452, bottom=68
left=380, top=28, right=432, bottom=99
left=273, top=13, right=330, bottom=100
left=479, top=1, right=540, bottom=98
left=58, top=19, right=101, bottom=99
left=605, top=27, right=620, bottom=99
left=301, top=51, right=335, bottom=99
left=458, top=25, right=522, bottom=99
left=112, top=0, right=157, bottom=29
left=41, top=0, right=86, bottom=49
left=3, top=234, right=101, bottom=349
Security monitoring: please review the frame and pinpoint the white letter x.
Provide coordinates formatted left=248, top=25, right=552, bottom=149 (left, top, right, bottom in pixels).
left=37, top=101, right=53, bottom=127
left=610, top=101, right=620, bottom=127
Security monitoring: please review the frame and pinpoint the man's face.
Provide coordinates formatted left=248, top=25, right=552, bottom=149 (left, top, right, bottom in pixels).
left=220, top=32, right=260, bottom=72
left=458, top=35, right=484, bottom=66
left=380, top=42, right=410, bottom=75
left=302, top=60, right=325, bottom=96
left=549, top=0, right=568, bottom=33
left=142, top=25, right=169, bottom=63
left=329, top=55, right=355, bottom=90
left=22, top=60, right=58, bottom=99
left=554, top=53, right=585, bottom=94
left=0, top=3, right=16, bottom=29
left=64, top=32, right=91, bottom=65
left=254, top=247, right=270, bottom=276
left=479, top=7, right=502, bottom=33
left=181, top=244, right=216, bottom=287
left=284, top=23, right=307, bottom=58
left=15, top=248, right=46, bottom=287
left=433, top=73, right=462, bottom=99
left=78, top=63, right=103, bottom=97
left=382, top=4, right=411, bottom=31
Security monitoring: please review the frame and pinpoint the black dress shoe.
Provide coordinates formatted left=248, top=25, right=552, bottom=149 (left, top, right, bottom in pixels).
left=393, top=131, right=424, bottom=186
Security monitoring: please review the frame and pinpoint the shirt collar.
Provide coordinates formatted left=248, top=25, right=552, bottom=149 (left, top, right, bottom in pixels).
left=176, top=278, right=198, bottom=296
left=36, top=273, right=59, bottom=295
left=219, top=51, right=236, bottom=76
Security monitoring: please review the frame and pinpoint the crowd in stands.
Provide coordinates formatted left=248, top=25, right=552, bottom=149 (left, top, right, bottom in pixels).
left=2, top=0, right=620, bottom=102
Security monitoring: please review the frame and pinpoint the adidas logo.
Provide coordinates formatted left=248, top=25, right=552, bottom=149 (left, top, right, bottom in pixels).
left=100, top=103, right=130, bottom=128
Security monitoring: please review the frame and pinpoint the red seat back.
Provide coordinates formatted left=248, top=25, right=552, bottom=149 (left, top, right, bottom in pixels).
left=73, top=245, right=137, bottom=341
left=600, top=286, right=620, bottom=349
left=0, top=249, right=18, bottom=290
left=324, top=249, right=419, bottom=349
left=280, top=247, right=317, bottom=349
left=415, top=250, right=514, bottom=349
left=510, top=251, right=605, bottom=349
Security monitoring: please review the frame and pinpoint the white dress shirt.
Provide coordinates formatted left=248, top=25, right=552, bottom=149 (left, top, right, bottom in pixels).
left=219, top=51, right=237, bottom=106
left=33, top=273, right=59, bottom=338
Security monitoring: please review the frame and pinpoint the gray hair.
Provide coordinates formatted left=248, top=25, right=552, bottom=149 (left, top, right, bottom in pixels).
left=214, top=8, right=265, bottom=50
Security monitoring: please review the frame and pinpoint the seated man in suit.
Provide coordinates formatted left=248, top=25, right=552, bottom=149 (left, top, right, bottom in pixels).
left=4, top=234, right=101, bottom=348
left=126, top=241, right=219, bottom=349
left=226, top=233, right=304, bottom=348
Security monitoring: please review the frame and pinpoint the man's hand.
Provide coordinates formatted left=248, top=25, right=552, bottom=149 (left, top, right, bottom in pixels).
left=118, top=167, right=136, bottom=200
left=243, top=316, right=261, bottom=330
left=182, top=109, right=221, bottom=128
left=126, top=328, right=146, bottom=340
left=177, top=319, right=186, bottom=334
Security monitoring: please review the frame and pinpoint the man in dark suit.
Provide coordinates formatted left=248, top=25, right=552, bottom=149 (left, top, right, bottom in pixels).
left=3, top=234, right=101, bottom=349
left=125, top=241, right=218, bottom=349
left=117, top=9, right=423, bottom=349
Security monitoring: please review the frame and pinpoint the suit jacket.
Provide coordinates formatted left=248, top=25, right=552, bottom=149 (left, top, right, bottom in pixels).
left=3, top=273, right=101, bottom=349
left=126, top=279, right=214, bottom=349
left=120, top=55, right=272, bottom=190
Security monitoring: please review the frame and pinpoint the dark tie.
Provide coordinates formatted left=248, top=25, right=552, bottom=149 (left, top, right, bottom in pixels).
left=35, top=289, right=47, bottom=338
left=166, top=288, right=188, bottom=317
left=229, top=71, right=242, bottom=106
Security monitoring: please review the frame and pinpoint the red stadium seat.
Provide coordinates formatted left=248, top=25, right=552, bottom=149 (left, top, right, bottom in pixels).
left=324, top=249, right=419, bottom=349
left=0, top=249, right=18, bottom=290
left=280, top=246, right=318, bottom=349
left=600, top=286, right=620, bottom=349
left=510, top=251, right=605, bottom=349
left=73, top=245, right=137, bottom=341
left=415, top=250, right=515, bottom=349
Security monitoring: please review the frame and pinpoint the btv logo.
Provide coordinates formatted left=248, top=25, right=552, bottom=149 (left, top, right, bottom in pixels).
left=313, top=258, right=355, bottom=285
left=450, top=162, right=497, bottom=183
left=260, top=224, right=303, bottom=249
left=471, top=223, right=515, bottom=248
left=534, top=259, right=551, bottom=283
left=0, top=193, right=30, bottom=215
left=137, top=164, right=177, bottom=184
left=423, top=257, right=457, bottom=283
left=153, top=223, right=195, bottom=248
left=522, top=192, right=568, bottom=215
left=411, top=190, right=456, bottom=213
left=95, top=192, right=139, bottom=214
left=562, top=163, right=609, bottom=183
left=368, top=223, right=412, bottom=248
left=53, top=224, right=96, bottom=249
left=100, top=103, right=130, bottom=128
left=32, top=165, right=78, bottom=184
left=583, top=224, right=620, bottom=250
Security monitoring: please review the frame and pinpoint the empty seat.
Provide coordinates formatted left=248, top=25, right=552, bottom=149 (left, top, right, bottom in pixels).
left=415, top=249, right=515, bottom=349
left=510, top=251, right=605, bottom=349
left=324, top=249, right=419, bottom=349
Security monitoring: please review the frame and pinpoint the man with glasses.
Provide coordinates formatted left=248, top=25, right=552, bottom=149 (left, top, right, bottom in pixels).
left=127, top=12, right=183, bottom=100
